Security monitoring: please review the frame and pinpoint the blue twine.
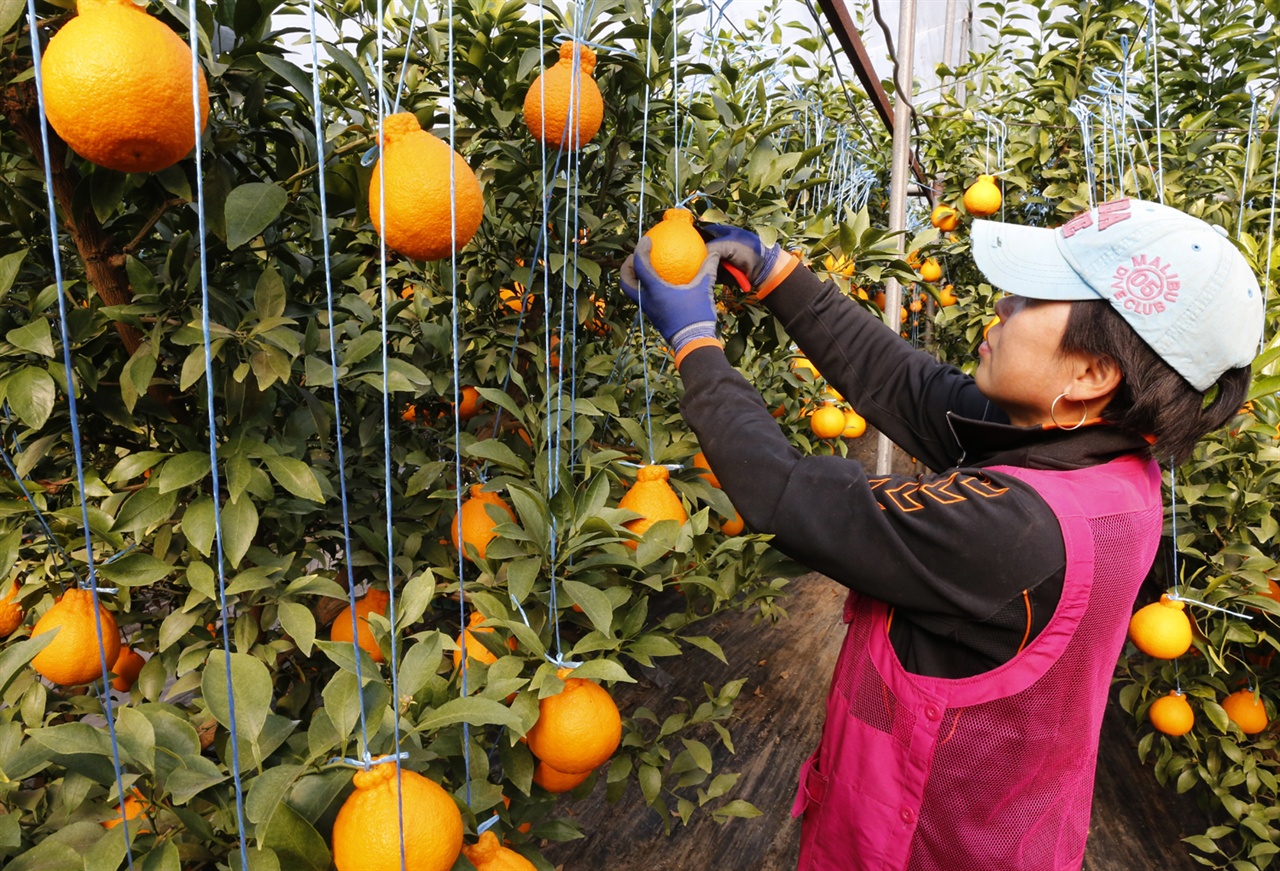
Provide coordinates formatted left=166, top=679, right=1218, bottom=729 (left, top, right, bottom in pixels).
left=24, top=4, right=134, bottom=862
left=308, top=0, right=374, bottom=763
left=372, top=5, right=411, bottom=865
left=184, top=2, right=250, bottom=864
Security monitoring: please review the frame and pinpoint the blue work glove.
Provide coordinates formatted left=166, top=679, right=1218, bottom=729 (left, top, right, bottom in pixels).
left=700, top=224, right=783, bottom=291
left=620, top=236, right=720, bottom=355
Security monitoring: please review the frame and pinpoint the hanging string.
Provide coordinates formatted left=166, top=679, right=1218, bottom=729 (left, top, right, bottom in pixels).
left=1145, top=0, right=1165, bottom=202
left=1263, top=101, right=1279, bottom=353
left=23, top=6, right=135, bottom=858
left=390, top=0, right=425, bottom=114
left=1237, top=87, right=1260, bottom=240
left=371, top=2, right=413, bottom=864
left=308, top=0, right=375, bottom=767
left=630, top=0, right=660, bottom=464
left=180, top=0, right=251, bottom=865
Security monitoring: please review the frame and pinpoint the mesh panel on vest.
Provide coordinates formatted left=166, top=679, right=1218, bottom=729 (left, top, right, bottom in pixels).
left=899, top=508, right=1159, bottom=871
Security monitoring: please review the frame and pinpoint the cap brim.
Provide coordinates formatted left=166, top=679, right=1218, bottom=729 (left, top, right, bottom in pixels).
left=970, top=219, right=1102, bottom=301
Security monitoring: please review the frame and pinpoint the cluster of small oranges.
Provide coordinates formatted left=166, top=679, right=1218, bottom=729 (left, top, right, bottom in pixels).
left=1129, top=592, right=1273, bottom=738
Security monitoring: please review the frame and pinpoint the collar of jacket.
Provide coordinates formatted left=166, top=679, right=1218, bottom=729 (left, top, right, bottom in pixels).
left=946, top=412, right=1154, bottom=471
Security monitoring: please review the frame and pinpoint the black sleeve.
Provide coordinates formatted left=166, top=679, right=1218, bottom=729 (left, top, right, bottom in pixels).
left=763, top=262, right=1007, bottom=472
left=677, top=345, right=1065, bottom=621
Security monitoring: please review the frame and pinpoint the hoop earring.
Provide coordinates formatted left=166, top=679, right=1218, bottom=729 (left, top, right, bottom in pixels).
left=1050, top=392, right=1088, bottom=431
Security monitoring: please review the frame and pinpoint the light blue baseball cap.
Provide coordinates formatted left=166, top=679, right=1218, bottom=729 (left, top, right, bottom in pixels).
left=971, top=197, right=1264, bottom=391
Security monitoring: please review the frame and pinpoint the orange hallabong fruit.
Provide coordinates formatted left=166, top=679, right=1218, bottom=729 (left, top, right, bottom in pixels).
left=1148, top=691, right=1194, bottom=737
left=329, top=588, right=391, bottom=663
left=451, top=484, right=517, bottom=561
left=456, top=385, right=483, bottom=422
left=644, top=208, right=708, bottom=285
left=461, top=831, right=537, bottom=871
left=842, top=409, right=867, bottom=439
left=31, top=587, right=121, bottom=685
left=452, top=611, right=502, bottom=669
left=102, top=788, right=149, bottom=832
left=810, top=405, right=846, bottom=440
left=331, top=762, right=463, bottom=871
left=1221, top=689, right=1269, bottom=735
left=111, top=644, right=147, bottom=692
left=1128, top=594, right=1192, bottom=659
left=937, top=285, right=958, bottom=307
left=369, top=112, right=483, bottom=262
left=721, top=508, right=745, bottom=536
left=929, top=204, right=960, bottom=231
left=41, top=0, right=209, bottom=173
left=526, top=668, right=622, bottom=774
left=617, top=464, right=687, bottom=550
left=532, top=760, right=591, bottom=793
left=919, top=258, right=942, bottom=283
left=692, top=451, right=720, bottom=488
left=523, top=42, right=604, bottom=150
left=0, top=578, right=23, bottom=637
left=963, top=174, right=1002, bottom=217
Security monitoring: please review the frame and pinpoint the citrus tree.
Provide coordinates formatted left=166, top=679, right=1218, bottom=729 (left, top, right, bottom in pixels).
left=0, top=0, right=882, bottom=867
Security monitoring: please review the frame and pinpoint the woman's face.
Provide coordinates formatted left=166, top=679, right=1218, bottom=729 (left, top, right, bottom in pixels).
left=974, top=295, right=1083, bottom=426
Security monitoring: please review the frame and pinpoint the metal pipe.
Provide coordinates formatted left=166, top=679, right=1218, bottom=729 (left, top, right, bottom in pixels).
left=876, top=0, right=918, bottom=477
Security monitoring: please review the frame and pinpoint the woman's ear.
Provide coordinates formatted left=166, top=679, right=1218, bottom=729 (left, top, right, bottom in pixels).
left=1069, top=352, right=1122, bottom=403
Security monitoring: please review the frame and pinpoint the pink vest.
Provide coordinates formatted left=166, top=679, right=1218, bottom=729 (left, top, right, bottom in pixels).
left=792, top=456, right=1162, bottom=871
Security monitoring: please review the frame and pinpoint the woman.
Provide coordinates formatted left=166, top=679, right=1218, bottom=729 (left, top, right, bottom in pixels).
left=620, top=198, right=1262, bottom=870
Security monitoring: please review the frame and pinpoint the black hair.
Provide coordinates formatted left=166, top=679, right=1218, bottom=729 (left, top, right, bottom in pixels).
left=1060, top=299, right=1251, bottom=465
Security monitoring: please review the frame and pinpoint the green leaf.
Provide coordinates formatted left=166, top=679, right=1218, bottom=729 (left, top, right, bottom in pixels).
left=97, top=553, right=173, bottom=587
left=262, top=455, right=323, bottom=502
left=139, top=841, right=181, bottom=871
left=564, top=659, right=634, bottom=683
left=0, top=249, right=26, bottom=298
left=254, top=265, right=287, bottom=320
left=201, top=652, right=273, bottom=739
left=277, top=601, right=316, bottom=655
left=157, top=452, right=212, bottom=494
left=260, top=802, right=331, bottom=871
left=415, top=696, right=524, bottom=731
left=120, top=343, right=157, bottom=413
left=712, top=799, right=763, bottom=821
left=225, top=183, right=288, bottom=250
left=7, top=366, right=55, bottom=429
left=6, top=319, right=53, bottom=357
left=112, top=487, right=178, bottom=534
left=394, top=569, right=436, bottom=632
left=0, top=632, right=55, bottom=698
left=183, top=497, right=215, bottom=557
left=221, top=496, right=259, bottom=568
left=28, top=722, right=114, bottom=757
left=562, top=580, right=614, bottom=638
left=159, top=609, right=202, bottom=652
left=246, top=764, right=305, bottom=827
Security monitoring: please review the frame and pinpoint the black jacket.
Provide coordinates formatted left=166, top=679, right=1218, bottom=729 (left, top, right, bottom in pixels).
left=677, top=263, right=1151, bottom=679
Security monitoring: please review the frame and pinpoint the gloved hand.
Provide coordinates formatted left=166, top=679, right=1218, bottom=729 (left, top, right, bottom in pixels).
left=700, top=224, right=783, bottom=291
left=620, top=236, right=719, bottom=355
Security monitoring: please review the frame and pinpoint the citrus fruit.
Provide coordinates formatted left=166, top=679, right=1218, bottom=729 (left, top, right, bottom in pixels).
left=842, top=409, right=867, bottom=439
left=450, top=484, right=518, bottom=561
left=102, top=788, right=149, bottom=831
left=41, top=0, right=209, bottom=173
left=810, top=405, right=846, bottom=440
left=919, top=258, right=942, bottom=283
left=369, top=112, right=483, bottom=262
left=461, top=831, right=537, bottom=871
left=643, top=208, right=708, bottom=285
left=111, top=645, right=147, bottom=692
left=874, top=290, right=886, bottom=311
left=1148, top=691, right=1194, bottom=737
left=617, top=464, right=687, bottom=550
left=329, top=588, right=391, bottom=663
left=31, top=587, right=121, bottom=685
left=929, top=204, right=960, bottom=231
left=499, top=284, right=533, bottom=313
left=532, top=760, right=591, bottom=794
left=453, top=611, right=500, bottom=669
left=791, top=356, right=820, bottom=383
left=823, top=254, right=855, bottom=277
left=1260, top=579, right=1280, bottom=603
left=721, top=508, right=744, bottom=536
left=523, top=41, right=604, bottom=150
left=1221, top=689, right=1269, bottom=735
left=526, top=668, right=622, bottom=774
left=909, top=298, right=924, bottom=313
left=937, top=285, right=958, bottom=307
left=1128, top=594, right=1193, bottom=659
left=963, top=174, right=1002, bottom=217
left=456, top=386, right=483, bottom=421
left=984, top=315, right=1000, bottom=338
left=692, top=451, right=720, bottom=488
left=331, top=762, right=464, bottom=871
left=0, top=578, right=23, bottom=637
left=585, top=295, right=610, bottom=335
